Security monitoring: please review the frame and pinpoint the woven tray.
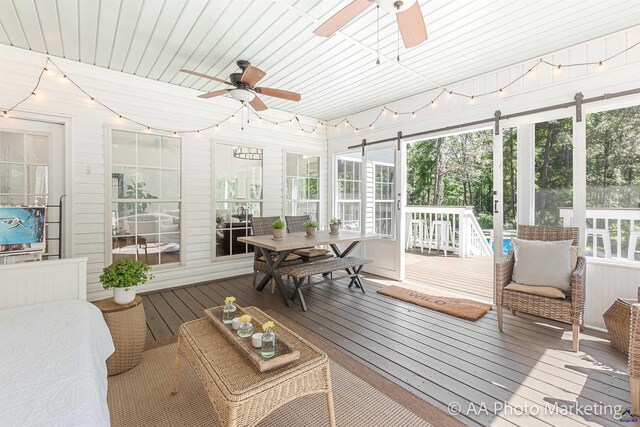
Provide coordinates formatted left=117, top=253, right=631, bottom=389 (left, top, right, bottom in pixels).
left=204, top=306, right=300, bottom=372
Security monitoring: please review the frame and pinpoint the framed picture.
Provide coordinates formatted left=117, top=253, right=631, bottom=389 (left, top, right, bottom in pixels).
left=0, top=207, right=46, bottom=254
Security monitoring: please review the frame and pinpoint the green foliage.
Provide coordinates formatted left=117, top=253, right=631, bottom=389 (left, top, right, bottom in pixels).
left=271, top=218, right=286, bottom=229
left=405, top=106, right=640, bottom=233
left=329, top=218, right=342, bottom=225
left=303, top=220, right=318, bottom=228
left=100, top=259, right=153, bottom=289
left=125, top=179, right=157, bottom=214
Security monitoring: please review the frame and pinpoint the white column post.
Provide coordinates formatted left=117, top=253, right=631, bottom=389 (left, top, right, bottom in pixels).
left=573, top=93, right=587, bottom=246
left=493, top=111, right=504, bottom=263
left=517, top=124, right=535, bottom=226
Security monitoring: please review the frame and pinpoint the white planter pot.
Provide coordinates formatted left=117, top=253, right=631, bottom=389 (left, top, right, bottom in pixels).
left=113, top=286, right=137, bottom=305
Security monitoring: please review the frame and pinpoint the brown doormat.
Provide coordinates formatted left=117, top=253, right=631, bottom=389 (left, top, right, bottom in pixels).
left=377, top=285, right=492, bottom=321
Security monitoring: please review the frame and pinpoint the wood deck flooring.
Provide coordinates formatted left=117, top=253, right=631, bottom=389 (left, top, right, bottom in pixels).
left=142, top=271, right=630, bottom=427
left=404, top=250, right=494, bottom=304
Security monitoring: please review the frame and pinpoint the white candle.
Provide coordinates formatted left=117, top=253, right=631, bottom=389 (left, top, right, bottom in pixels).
left=232, top=317, right=241, bottom=330
left=252, top=333, right=263, bottom=348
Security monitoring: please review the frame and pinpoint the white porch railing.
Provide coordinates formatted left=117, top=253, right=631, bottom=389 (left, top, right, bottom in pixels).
left=559, top=207, right=640, bottom=261
left=405, top=206, right=493, bottom=257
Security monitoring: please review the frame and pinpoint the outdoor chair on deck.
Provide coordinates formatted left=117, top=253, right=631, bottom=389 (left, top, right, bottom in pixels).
left=495, top=225, right=586, bottom=352
left=251, top=216, right=302, bottom=294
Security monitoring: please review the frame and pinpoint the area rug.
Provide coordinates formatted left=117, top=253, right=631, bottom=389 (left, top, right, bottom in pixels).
left=377, top=285, right=492, bottom=321
left=108, top=342, right=431, bottom=427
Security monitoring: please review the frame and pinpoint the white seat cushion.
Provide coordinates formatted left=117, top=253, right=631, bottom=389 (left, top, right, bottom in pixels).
left=512, top=238, right=573, bottom=291
left=505, top=282, right=566, bottom=299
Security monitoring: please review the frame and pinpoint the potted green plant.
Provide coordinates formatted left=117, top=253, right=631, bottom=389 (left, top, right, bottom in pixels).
left=271, top=218, right=286, bottom=240
left=329, top=218, right=342, bottom=235
left=100, top=259, right=154, bottom=305
left=304, top=220, right=318, bottom=237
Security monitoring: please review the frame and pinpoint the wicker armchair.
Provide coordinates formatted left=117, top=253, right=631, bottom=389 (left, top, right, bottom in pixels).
left=629, top=289, right=640, bottom=415
left=495, top=225, right=586, bottom=352
left=251, top=216, right=302, bottom=293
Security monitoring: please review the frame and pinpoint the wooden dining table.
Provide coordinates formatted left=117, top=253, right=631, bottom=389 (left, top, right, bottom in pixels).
left=238, top=230, right=379, bottom=307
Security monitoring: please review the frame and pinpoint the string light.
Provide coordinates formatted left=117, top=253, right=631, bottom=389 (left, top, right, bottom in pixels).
left=2, top=41, right=639, bottom=135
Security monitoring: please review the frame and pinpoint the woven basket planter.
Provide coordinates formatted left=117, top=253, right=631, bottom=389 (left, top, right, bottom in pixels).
left=603, top=298, right=634, bottom=354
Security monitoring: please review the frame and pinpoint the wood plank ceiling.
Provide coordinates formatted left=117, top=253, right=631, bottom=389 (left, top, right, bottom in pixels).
left=1, top=0, right=639, bottom=120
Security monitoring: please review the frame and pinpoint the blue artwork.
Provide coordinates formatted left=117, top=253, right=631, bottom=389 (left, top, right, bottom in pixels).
left=0, top=207, right=46, bottom=249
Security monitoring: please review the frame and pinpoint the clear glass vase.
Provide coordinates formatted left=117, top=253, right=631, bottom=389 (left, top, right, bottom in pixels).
left=261, top=329, right=276, bottom=359
left=222, top=302, right=236, bottom=325
left=238, top=321, right=254, bottom=338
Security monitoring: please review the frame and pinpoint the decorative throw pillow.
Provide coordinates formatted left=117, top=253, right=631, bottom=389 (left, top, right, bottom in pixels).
left=512, top=239, right=573, bottom=291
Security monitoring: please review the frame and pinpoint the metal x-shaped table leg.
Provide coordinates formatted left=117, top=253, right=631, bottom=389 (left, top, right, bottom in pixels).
left=255, top=247, right=293, bottom=308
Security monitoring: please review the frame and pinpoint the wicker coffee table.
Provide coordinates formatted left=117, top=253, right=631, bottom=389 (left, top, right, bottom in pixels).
left=171, top=306, right=335, bottom=427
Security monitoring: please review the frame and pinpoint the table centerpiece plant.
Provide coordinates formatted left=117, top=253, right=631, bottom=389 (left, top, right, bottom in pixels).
left=329, top=218, right=342, bottom=235
left=100, top=258, right=153, bottom=305
left=304, top=220, right=318, bottom=237
left=272, top=218, right=286, bottom=240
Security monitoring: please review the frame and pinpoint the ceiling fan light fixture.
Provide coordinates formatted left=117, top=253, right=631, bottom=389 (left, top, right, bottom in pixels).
left=229, top=89, right=255, bottom=103
left=376, top=0, right=417, bottom=14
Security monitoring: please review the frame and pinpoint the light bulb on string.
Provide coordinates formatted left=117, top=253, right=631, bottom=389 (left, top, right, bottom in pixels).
left=411, top=112, right=416, bottom=119
left=498, top=88, right=506, bottom=96
left=345, top=120, right=349, bottom=127
left=3, top=111, right=8, bottom=118
left=382, top=107, right=387, bottom=116
left=44, top=67, right=53, bottom=76
left=393, top=112, right=398, bottom=119
left=215, top=124, right=220, bottom=131
left=431, top=100, right=436, bottom=108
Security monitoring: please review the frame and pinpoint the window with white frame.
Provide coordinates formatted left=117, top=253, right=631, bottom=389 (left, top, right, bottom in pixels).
left=336, top=153, right=362, bottom=231
left=215, top=145, right=263, bottom=257
left=374, top=161, right=395, bottom=236
left=0, top=131, right=49, bottom=206
left=110, top=130, right=182, bottom=266
left=285, top=153, right=320, bottom=221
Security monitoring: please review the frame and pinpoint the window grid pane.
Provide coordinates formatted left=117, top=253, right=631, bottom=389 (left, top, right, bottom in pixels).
left=215, top=146, right=263, bottom=258
left=285, top=153, right=320, bottom=221
left=112, top=131, right=182, bottom=266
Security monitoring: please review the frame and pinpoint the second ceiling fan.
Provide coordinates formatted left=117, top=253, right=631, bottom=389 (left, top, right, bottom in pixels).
left=314, top=0, right=427, bottom=48
left=181, top=60, right=301, bottom=111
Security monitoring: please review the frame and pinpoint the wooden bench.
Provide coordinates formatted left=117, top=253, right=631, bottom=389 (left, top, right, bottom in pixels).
left=277, top=257, right=373, bottom=311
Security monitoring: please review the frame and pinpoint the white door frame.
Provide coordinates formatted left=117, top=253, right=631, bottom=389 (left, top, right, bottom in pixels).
left=0, top=112, right=72, bottom=258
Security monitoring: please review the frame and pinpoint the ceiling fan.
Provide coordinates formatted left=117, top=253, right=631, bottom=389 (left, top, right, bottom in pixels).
left=314, top=0, right=427, bottom=48
left=180, top=60, right=301, bottom=111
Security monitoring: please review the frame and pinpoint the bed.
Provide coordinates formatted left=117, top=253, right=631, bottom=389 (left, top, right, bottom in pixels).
left=0, top=258, right=114, bottom=426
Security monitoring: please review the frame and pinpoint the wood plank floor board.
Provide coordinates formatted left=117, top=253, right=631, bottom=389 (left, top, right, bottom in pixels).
left=303, top=281, right=630, bottom=404
left=172, top=288, right=208, bottom=318
left=141, top=294, right=172, bottom=341
left=184, top=286, right=217, bottom=309
left=315, top=281, right=630, bottom=398
left=319, top=276, right=629, bottom=377
left=143, top=273, right=630, bottom=427
left=146, top=292, right=184, bottom=336
left=159, top=291, right=198, bottom=323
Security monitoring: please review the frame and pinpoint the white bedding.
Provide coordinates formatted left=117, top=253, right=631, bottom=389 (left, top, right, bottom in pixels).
left=0, top=300, right=114, bottom=426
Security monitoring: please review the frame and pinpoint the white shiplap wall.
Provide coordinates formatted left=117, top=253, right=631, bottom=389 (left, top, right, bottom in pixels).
left=0, top=45, right=327, bottom=300
left=327, top=26, right=640, bottom=328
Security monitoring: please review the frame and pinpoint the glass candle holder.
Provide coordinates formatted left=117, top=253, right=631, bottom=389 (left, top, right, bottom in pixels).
left=222, top=302, right=237, bottom=325
left=261, top=328, right=276, bottom=359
